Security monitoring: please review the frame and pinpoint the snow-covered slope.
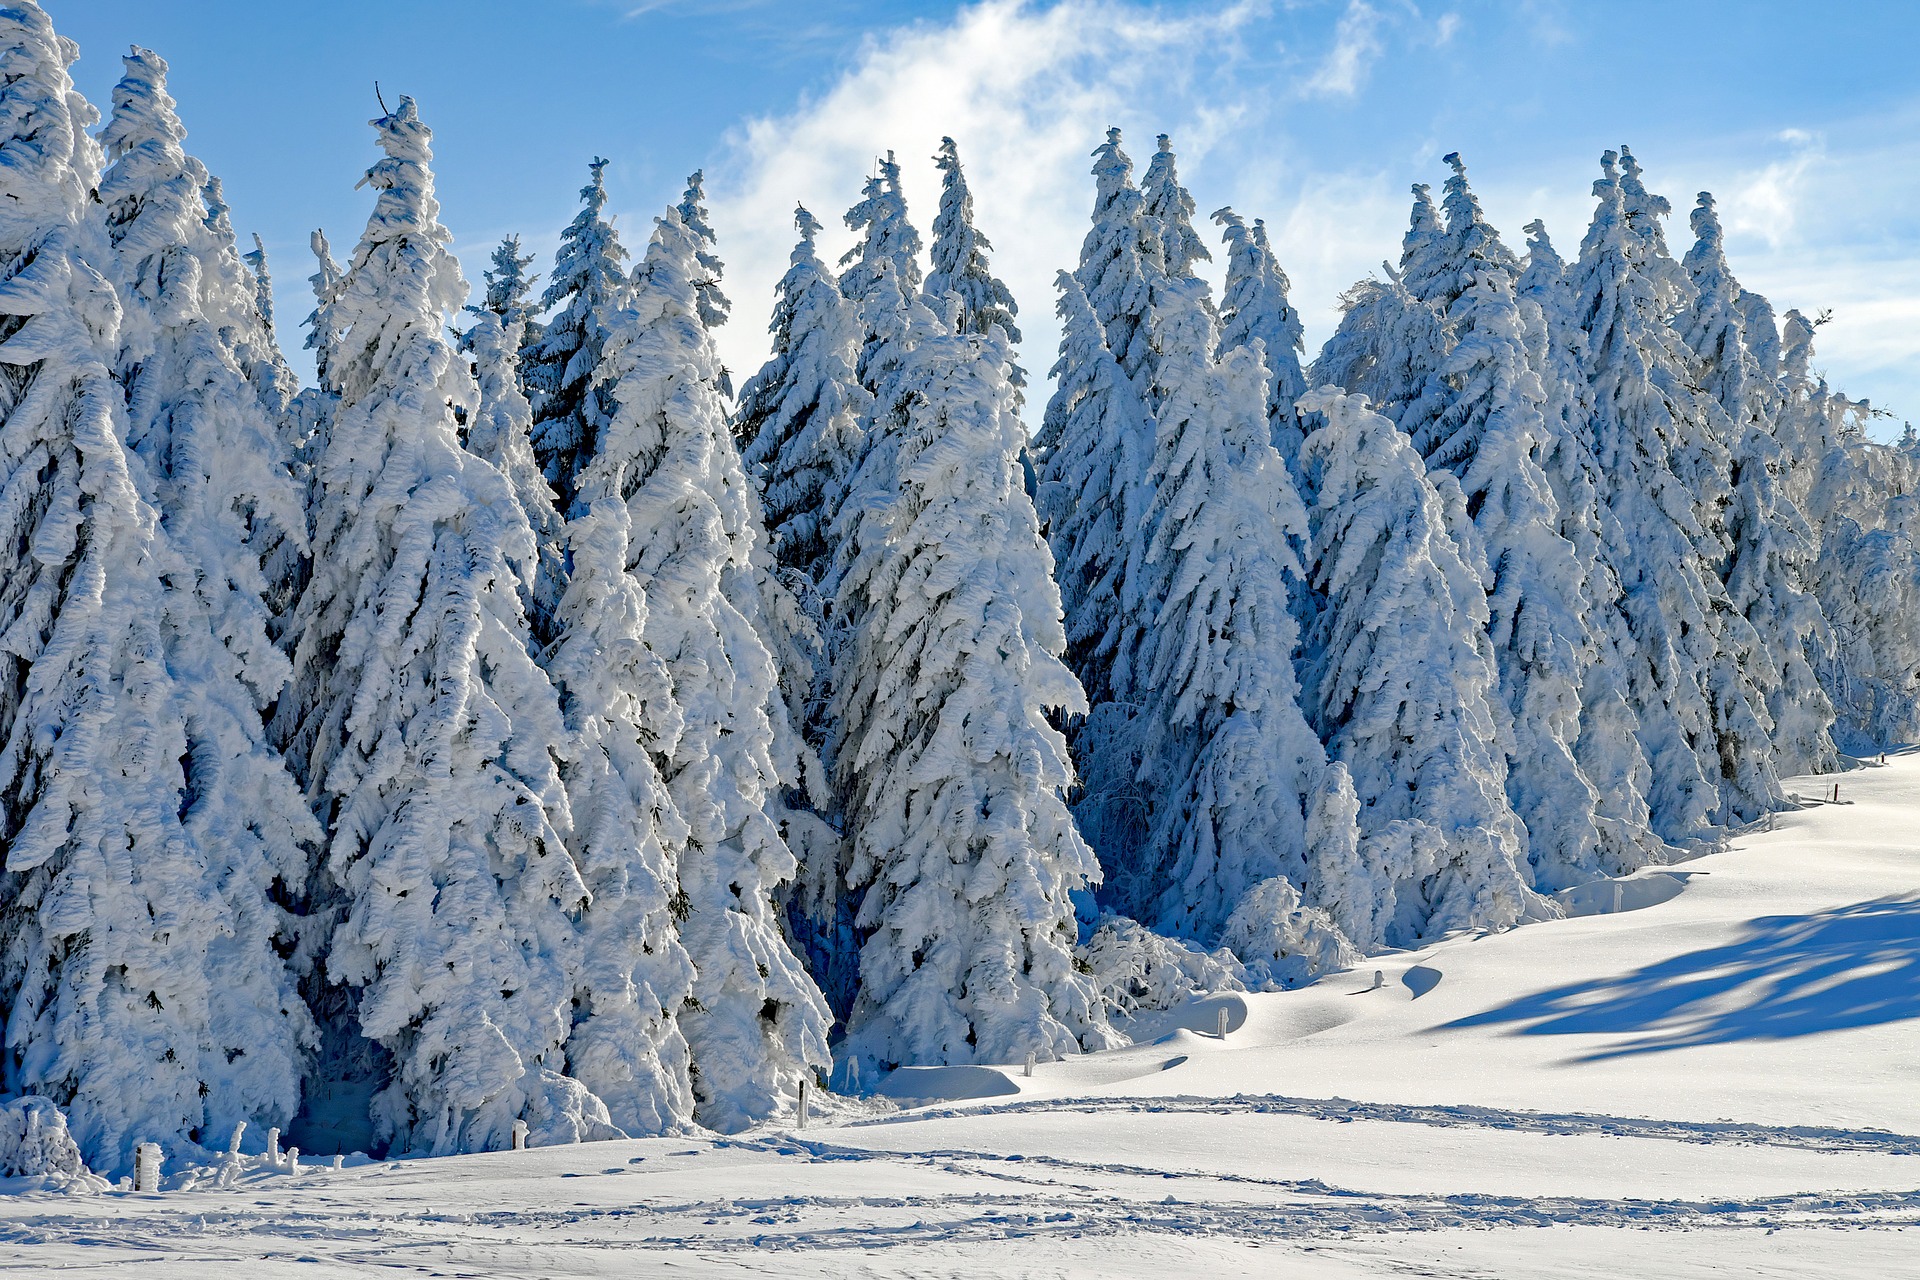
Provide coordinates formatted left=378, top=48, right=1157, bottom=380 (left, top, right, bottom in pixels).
left=4, top=754, right=1916, bottom=1276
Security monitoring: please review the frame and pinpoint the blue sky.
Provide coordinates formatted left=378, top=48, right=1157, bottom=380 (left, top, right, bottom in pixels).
left=50, top=1, right=1920, bottom=434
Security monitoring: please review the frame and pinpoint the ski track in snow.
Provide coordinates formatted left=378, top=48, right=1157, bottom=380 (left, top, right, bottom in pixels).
left=842, top=1093, right=1920, bottom=1157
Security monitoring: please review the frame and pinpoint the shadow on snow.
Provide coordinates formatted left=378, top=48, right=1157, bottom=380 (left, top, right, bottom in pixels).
left=1444, top=895, right=1920, bottom=1059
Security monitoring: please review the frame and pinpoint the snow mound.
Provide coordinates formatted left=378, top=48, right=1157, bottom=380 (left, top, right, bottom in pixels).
left=876, top=1066, right=1021, bottom=1105
left=1556, top=871, right=1690, bottom=918
left=0, top=1098, right=106, bottom=1194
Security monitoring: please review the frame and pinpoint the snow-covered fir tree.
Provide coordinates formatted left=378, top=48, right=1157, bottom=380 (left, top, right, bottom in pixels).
left=1416, top=155, right=1609, bottom=892
left=587, top=207, right=830, bottom=1130
left=1296, top=387, right=1540, bottom=949
left=0, top=7, right=313, bottom=1178
left=278, top=96, right=598, bottom=1156
left=1072, top=128, right=1160, bottom=379
left=1127, top=278, right=1362, bottom=974
left=1681, top=192, right=1836, bottom=777
left=524, top=157, right=628, bottom=512
left=1214, top=207, right=1309, bottom=470
left=733, top=205, right=866, bottom=1013
left=1515, top=217, right=1669, bottom=877
left=840, top=150, right=923, bottom=389
left=459, top=307, right=565, bottom=643
left=1140, top=134, right=1209, bottom=283
left=1573, top=150, right=1777, bottom=836
left=831, top=281, right=1111, bottom=1073
left=927, top=137, right=1019, bottom=341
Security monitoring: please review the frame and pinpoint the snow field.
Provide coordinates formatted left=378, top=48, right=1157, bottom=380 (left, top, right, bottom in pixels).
left=2, top=753, right=1914, bottom=1276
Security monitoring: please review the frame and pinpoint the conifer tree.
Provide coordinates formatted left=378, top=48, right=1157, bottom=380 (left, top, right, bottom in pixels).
left=460, top=308, right=565, bottom=643
left=1072, top=128, right=1159, bottom=378
left=1129, top=279, right=1361, bottom=964
left=1681, top=192, right=1836, bottom=777
left=734, top=206, right=866, bottom=1011
left=1516, top=218, right=1668, bottom=875
left=589, top=208, right=830, bottom=1130
left=1140, top=134, right=1209, bottom=283
left=0, top=7, right=316, bottom=1177
left=1214, top=208, right=1309, bottom=469
left=279, top=97, right=598, bottom=1155
left=832, top=283, right=1110, bottom=1073
left=840, top=150, right=923, bottom=388
left=1572, top=150, right=1756, bottom=840
left=525, top=157, right=629, bottom=512
left=927, top=137, right=1019, bottom=341
left=1297, top=388, right=1538, bottom=948
left=1417, top=155, right=1607, bottom=891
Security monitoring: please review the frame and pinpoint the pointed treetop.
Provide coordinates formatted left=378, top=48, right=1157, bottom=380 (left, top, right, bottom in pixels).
left=927, top=135, right=1020, bottom=342
left=840, top=149, right=923, bottom=301
left=1141, top=132, right=1210, bottom=279
left=793, top=202, right=822, bottom=244
left=1437, top=150, right=1520, bottom=296
left=1399, top=181, right=1447, bottom=302
left=477, top=233, right=538, bottom=326
left=676, top=168, right=731, bottom=331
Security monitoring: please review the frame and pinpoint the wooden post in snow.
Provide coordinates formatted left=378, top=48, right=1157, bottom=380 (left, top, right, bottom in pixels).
left=1024, top=1052, right=1036, bottom=1078
left=797, top=1080, right=810, bottom=1129
left=511, top=1120, right=528, bottom=1151
left=267, top=1126, right=281, bottom=1168
left=1216, top=1006, right=1230, bottom=1038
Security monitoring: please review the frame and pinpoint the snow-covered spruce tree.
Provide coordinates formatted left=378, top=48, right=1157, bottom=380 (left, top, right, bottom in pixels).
left=303, top=228, right=345, bottom=392
left=1573, top=151, right=1776, bottom=835
left=675, top=170, right=730, bottom=334
left=1140, top=134, right=1210, bottom=284
left=0, top=6, right=312, bottom=1178
left=738, top=207, right=867, bottom=591
left=1515, top=218, right=1669, bottom=876
left=1214, top=208, right=1309, bottom=471
left=1032, top=271, right=1156, bottom=869
left=840, top=149, right=923, bottom=389
left=460, top=307, right=565, bottom=644
left=197, top=173, right=297, bottom=421
left=475, top=233, right=540, bottom=334
left=1296, top=387, right=1541, bottom=949
left=1038, top=129, right=1169, bottom=877
left=1681, top=192, right=1836, bottom=777
left=96, top=43, right=327, bottom=1130
left=831, top=282, right=1112, bottom=1073
left=1801, top=361, right=1920, bottom=753
left=589, top=207, right=829, bottom=1130
left=733, top=205, right=866, bottom=1014
left=1073, top=127, right=1161, bottom=379
left=525, top=157, right=629, bottom=512
left=241, top=233, right=299, bottom=414
left=927, top=137, right=1019, bottom=342
left=1128, top=278, right=1362, bottom=977
left=1414, top=155, right=1608, bottom=892
left=279, top=97, right=600, bottom=1156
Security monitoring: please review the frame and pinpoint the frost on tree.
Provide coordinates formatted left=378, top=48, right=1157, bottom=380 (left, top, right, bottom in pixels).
left=459, top=244, right=563, bottom=644
left=525, top=157, right=629, bottom=512
left=733, top=205, right=865, bottom=1016
left=831, top=282, right=1111, bottom=1074
left=840, top=149, right=922, bottom=389
left=1297, top=387, right=1540, bottom=949
left=1417, top=155, right=1609, bottom=893
left=1073, top=128, right=1160, bottom=379
left=0, top=5, right=312, bottom=1179
left=1515, top=217, right=1668, bottom=876
left=738, top=207, right=867, bottom=590
left=1214, top=207, right=1309, bottom=471
left=1140, top=134, right=1210, bottom=283
left=590, top=208, right=829, bottom=1131
left=278, top=97, right=601, bottom=1156
left=927, top=136, right=1025, bottom=401
left=1681, top=192, right=1837, bottom=778
left=1573, top=150, right=1776, bottom=837
left=1127, top=278, right=1362, bottom=983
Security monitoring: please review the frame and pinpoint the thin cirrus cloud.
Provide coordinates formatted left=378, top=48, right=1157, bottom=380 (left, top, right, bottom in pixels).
left=1302, top=0, right=1386, bottom=99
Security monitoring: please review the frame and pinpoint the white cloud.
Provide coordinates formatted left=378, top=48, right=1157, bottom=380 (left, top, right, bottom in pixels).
left=1724, top=130, right=1825, bottom=249
left=703, top=0, right=1263, bottom=410
left=1302, top=0, right=1384, bottom=99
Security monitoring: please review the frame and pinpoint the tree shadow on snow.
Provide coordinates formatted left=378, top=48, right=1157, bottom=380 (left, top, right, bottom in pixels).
left=1444, top=895, right=1920, bottom=1059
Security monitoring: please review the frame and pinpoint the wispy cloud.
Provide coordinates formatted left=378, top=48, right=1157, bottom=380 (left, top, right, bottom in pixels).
left=1302, top=0, right=1384, bottom=98
left=1724, top=129, right=1825, bottom=249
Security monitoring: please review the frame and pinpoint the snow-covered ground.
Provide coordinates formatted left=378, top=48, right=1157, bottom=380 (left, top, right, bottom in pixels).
left=5, top=754, right=1916, bottom=1277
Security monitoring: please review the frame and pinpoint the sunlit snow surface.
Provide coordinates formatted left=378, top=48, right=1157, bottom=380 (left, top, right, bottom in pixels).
left=5, top=754, right=1918, bottom=1276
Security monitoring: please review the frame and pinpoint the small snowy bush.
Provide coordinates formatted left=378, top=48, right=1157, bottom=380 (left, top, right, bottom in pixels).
left=1220, top=878, right=1360, bottom=991
left=0, top=1098, right=104, bottom=1192
left=1078, top=916, right=1244, bottom=1021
